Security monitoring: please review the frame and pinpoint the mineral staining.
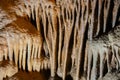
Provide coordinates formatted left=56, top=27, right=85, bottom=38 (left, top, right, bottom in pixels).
left=0, top=0, right=120, bottom=80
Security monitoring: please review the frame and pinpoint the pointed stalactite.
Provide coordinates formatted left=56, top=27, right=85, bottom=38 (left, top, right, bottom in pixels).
left=112, top=0, right=119, bottom=28
left=35, top=2, right=40, bottom=31
left=84, top=43, right=88, bottom=74
left=46, top=8, right=54, bottom=77
left=62, top=7, right=74, bottom=80
left=0, top=45, right=4, bottom=61
left=27, top=37, right=32, bottom=71
left=57, top=8, right=63, bottom=69
left=24, top=1, right=31, bottom=18
left=31, top=1, right=35, bottom=21
left=34, top=39, right=39, bottom=59
left=71, top=0, right=80, bottom=70
left=57, top=6, right=65, bottom=74
left=71, top=27, right=77, bottom=68
left=76, top=0, right=88, bottom=79
left=22, top=37, right=27, bottom=70
left=37, top=43, right=42, bottom=59
left=89, top=0, right=97, bottom=38
left=31, top=39, right=35, bottom=59
left=19, top=38, right=23, bottom=69
left=7, top=34, right=14, bottom=61
left=96, top=0, right=103, bottom=36
left=50, top=7, right=58, bottom=77
left=13, top=35, right=19, bottom=66
left=41, top=5, right=52, bottom=60
left=4, top=46, right=8, bottom=60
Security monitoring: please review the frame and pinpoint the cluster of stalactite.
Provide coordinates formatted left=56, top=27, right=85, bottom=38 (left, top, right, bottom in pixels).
left=85, top=25, right=120, bottom=80
left=0, top=0, right=120, bottom=80
left=0, top=1, right=51, bottom=79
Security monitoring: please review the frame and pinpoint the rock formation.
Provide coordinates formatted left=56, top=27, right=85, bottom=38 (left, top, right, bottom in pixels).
left=0, top=0, right=119, bottom=80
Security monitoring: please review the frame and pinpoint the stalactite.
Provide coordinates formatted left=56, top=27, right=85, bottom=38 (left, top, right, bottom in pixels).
left=112, top=0, right=119, bottom=28
left=13, top=35, right=19, bottom=66
left=89, top=0, right=97, bottom=38
left=96, top=0, right=103, bottom=36
left=86, top=25, right=120, bottom=80
left=18, top=38, right=23, bottom=69
left=27, top=37, right=32, bottom=71
left=7, top=33, right=14, bottom=61
left=57, top=6, right=62, bottom=70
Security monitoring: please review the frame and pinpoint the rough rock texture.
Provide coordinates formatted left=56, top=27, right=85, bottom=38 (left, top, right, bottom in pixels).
left=85, top=25, right=120, bottom=80
left=0, top=61, right=18, bottom=80
left=98, top=72, right=120, bottom=80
